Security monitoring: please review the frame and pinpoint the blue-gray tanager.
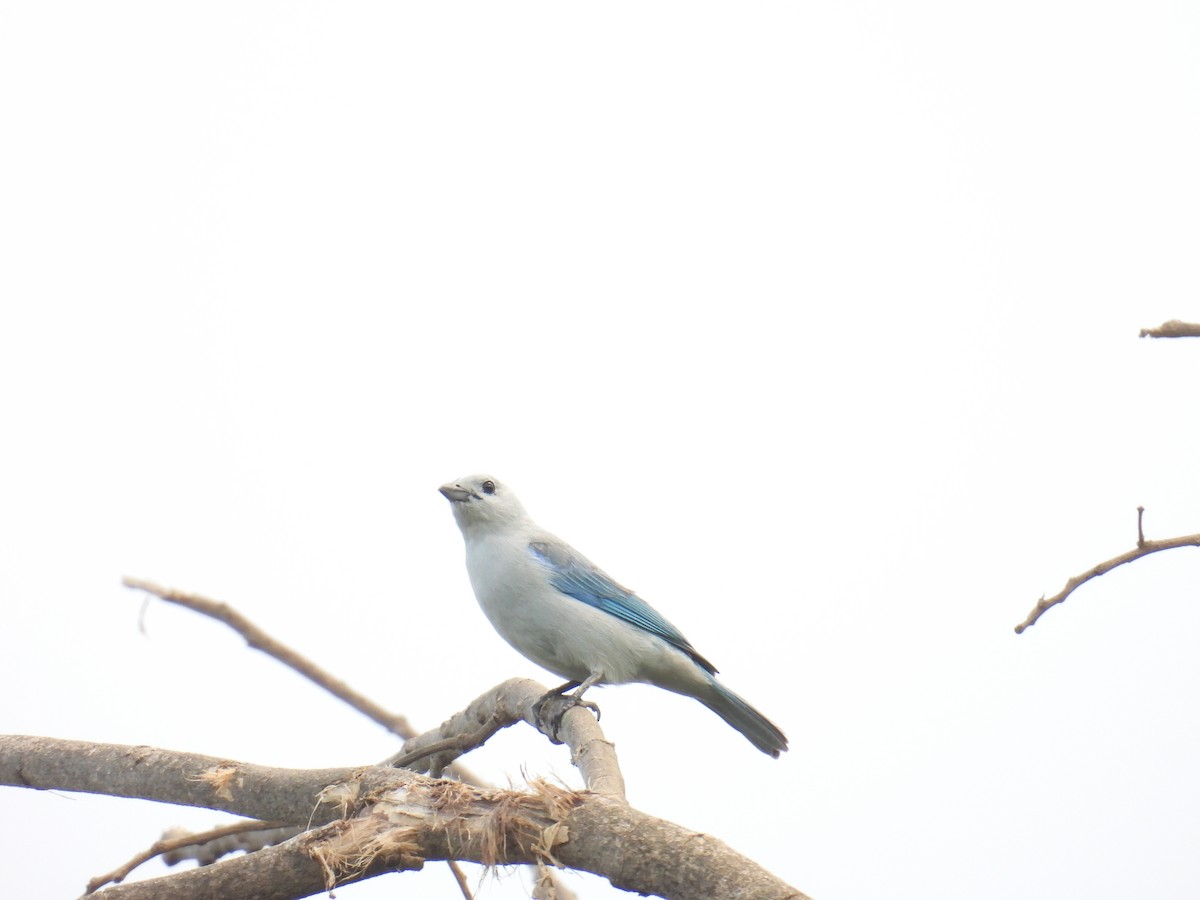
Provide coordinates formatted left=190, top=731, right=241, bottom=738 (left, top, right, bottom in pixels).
left=439, top=474, right=788, bottom=757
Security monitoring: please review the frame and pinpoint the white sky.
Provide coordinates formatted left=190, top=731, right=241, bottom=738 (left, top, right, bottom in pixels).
left=2, top=3, right=1199, bottom=898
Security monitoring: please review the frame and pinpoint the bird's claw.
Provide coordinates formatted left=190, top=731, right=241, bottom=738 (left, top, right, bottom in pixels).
left=570, top=696, right=601, bottom=720
left=532, top=689, right=602, bottom=744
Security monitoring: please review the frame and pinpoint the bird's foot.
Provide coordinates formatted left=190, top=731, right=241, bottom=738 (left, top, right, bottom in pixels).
left=532, top=689, right=601, bottom=744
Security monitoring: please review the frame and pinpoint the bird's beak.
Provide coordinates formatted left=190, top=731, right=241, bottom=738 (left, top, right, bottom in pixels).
left=439, top=483, right=474, bottom=502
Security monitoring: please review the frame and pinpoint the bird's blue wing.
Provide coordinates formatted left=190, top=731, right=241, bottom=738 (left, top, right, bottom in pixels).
left=528, top=540, right=718, bottom=674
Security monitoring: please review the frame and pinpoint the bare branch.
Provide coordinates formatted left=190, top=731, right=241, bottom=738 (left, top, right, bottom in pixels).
left=1015, top=511, right=1200, bottom=633
left=85, top=818, right=288, bottom=893
left=161, top=824, right=300, bottom=866
left=1139, top=319, right=1200, bottom=338
left=448, top=859, right=475, bottom=900
left=121, top=577, right=418, bottom=740
left=89, top=816, right=418, bottom=900
left=385, top=678, right=626, bottom=800
left=1, top=736, right=806, bottom=900
left=0, top=735, right=363, bottom=823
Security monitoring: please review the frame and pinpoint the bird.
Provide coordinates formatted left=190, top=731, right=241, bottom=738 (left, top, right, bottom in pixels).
left=439, top=473, right=788, bottom=757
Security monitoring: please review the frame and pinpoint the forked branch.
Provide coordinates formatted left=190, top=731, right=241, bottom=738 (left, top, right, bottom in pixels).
left=1015, top=509, right=1200, bottom=633
left=0, top=736, right=805, bottom=900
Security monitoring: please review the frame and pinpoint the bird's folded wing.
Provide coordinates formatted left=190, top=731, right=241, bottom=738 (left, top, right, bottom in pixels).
left=527, top=539, right=718, bottom=675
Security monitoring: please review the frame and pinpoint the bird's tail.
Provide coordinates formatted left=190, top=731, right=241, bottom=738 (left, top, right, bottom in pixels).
left=697, top=679, right=788, bottom=758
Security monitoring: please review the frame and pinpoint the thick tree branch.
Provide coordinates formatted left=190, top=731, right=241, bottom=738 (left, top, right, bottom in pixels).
left=1, top=735, right=362, bottom=823
left=84, top=676, right=622, bottom=890
left=1138, top=319, right=1200, bottom=338
left=151, top=676, right=622, bottom=894
left=1015, top=512, right=1200, bottom=633
left=0, top=736, right=806, bottom=900
left=385, top=678, right=625, bottom=799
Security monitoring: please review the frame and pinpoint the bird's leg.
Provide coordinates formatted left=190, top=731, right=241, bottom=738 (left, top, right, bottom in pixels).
left=566, top=672, right=604, bottom=716
left=532, top=672, right=603, bottom=744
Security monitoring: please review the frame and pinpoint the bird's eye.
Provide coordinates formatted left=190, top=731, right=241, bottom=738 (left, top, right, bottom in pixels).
left=481, top=480, right=496, bottom=495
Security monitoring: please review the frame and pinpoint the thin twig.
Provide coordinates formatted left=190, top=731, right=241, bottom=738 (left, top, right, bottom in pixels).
left=85, top=818, right=287, bottom=893
left=1015, top=511, right=1200, bottom=633
left=122, top=577, right=417, bottom=739
left=161, top=825, right=299, bottom=867
left=1139, top=319, right=1200, bottom=338
left=448, top=860, right=474, bottom=900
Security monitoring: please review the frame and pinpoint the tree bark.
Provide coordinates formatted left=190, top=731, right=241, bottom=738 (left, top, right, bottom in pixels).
left=0, top=735, right=808, bottom=900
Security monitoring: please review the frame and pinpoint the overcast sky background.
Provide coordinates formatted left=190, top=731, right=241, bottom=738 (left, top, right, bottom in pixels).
left=2, top=3, right=1199, bottom=898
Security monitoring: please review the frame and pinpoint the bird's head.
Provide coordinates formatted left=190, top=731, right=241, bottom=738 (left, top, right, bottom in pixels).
left=439, top=474, right=528, bottom=533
